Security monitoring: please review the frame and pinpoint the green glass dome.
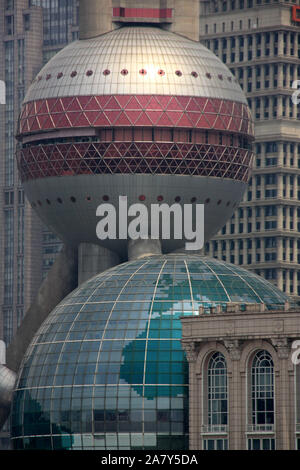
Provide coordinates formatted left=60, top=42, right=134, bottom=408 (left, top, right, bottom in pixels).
left=11, top=254, right=290, bottom=450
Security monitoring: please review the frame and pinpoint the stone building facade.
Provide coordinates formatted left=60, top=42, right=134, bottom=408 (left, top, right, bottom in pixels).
left=181, top=303, right=300, bottom=450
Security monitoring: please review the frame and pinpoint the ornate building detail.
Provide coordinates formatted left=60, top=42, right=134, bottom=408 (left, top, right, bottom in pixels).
left=271, top=337, right=290, bottom=359
left=223, top=339, right=243, bottom=361
left=181, top=341, right=199, bottom=363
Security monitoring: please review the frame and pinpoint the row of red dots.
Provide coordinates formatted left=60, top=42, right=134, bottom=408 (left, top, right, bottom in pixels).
left=36, top=70, right=236, bottom=82
left=32, top=195, right=234, bottom=208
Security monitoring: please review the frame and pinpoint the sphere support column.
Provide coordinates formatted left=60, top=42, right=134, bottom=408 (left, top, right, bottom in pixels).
left=128, top=239, right=162, bottom=261
left=78, top=243, right=120, bottom=284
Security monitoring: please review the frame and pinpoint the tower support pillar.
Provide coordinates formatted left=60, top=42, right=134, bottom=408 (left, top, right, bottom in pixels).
left=78, top=243, right=120, bottom=285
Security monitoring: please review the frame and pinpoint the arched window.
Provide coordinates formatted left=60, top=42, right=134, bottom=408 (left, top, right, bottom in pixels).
left=251, top=350, right=274, bottom=429
left=207, top=352, right=228, bottom=429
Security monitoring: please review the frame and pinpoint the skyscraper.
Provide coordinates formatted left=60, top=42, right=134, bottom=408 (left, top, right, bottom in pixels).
left=0, top=0, right=78, bottom=449
left=0, top=0, right=79, bottom=348
left=201, top=0, right=300, bottom=300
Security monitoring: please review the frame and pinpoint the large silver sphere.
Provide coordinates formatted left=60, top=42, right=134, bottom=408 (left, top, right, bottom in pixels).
left=17, top=26, right=254, bottom=256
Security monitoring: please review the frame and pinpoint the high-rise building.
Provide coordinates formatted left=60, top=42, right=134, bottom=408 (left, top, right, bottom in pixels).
left=0, top=0, right=79, bottom=348
left=0, top=0, right=78, bottom=449
left=201, top=0, right=300, bottom=300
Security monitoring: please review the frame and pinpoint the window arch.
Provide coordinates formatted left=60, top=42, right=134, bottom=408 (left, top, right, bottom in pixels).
left=251, top=350, right=274, bottom=429
left=207, top=352, right=228, bottom=429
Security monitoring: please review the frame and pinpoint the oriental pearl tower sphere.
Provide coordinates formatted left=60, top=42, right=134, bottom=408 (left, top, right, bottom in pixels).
left=16, top=2, right=254, bottom=256
left=8, top=0, right=291, bottom=452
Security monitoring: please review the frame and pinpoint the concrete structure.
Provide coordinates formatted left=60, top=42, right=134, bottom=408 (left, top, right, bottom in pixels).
left=79, top=0, right=115, bottom=39
left=6, top=245, right=78, bottom=374
left=78, top=244, right=120, bottom=284
left=201, top=0, right=300, bottom=301
left=181, top=302, right=300, bottom=450
left=79, top=0, right=200, bottom=42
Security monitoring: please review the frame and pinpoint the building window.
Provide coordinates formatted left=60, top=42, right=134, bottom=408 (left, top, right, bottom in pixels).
left=5, top=15, right=14, bottom=35
left=3, top=308, right=13, bottom=344
left=203, top=439, right=228, bottom=450
left=207, top=352, right=228, bottom=430
left=4, top=191, right=14, bottom=205
left=248, top=438, right=275, bottom=450
left=23, top=14, right=30, bottom=31
left=250, top=350, right=275, bottom=432
left=5, top=0, right=14, bottom=9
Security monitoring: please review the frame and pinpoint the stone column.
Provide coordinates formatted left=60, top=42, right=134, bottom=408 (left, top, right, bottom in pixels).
left=294, top=176, right=298, bottom=200
left=271, top=338, right=292, bottom=450
left=278, top=31, right=284, bottom=56
left=243, top=238, right=248, bottom=266
left=181, top=340, right=199, bottom=450
left=293, top=66, right=298, bottom=119
left=278, top=142, right=284, bottom=167
left=223, top=339, right=243, bottom=450
left=226, top=240, right=230, bottom=262
left=293, top=269, right=297, bottom=295
left=261, top=64, right=265, bottom=92
left=277, top=95, right=283, bottom=119
left=277, top=269, right=283, bottom=291
left=277, top=237, right=283, bottom=262
left=234, top=240, right=239, bottom=264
